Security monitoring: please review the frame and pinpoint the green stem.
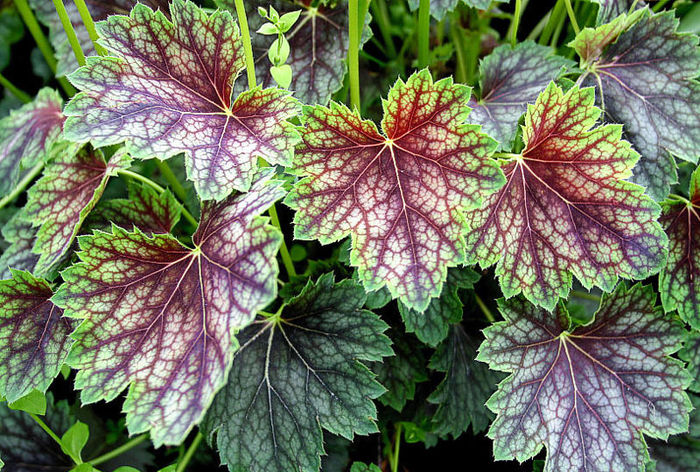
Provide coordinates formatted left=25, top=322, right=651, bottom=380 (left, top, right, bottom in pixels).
left=348, top=0, right=360, bottom=110
left=73, top=0, right=109, bottom=56
left=175, top=432, right=203, bottom=472
left=653, top=0, right=671, bottom=12
left=391, top=423, right=402, bottom=472
left=233, top=0, right=256, bottom=89
left=29, top=413, right=81, bottom=464
left=539, top=0, right=564, bottom=45
left=0, top=162, right=44, bottom=210
left=475, top=293, right=495, bottom=323
left=510, top=0, right=523, bottom=46
left=668, top=193, right=691, bottom=205
left=90, top=434, right=150, bottom=466
left=0, top=72, right=31, bottom=103
left=450, top=14, right=467, bottom=83
left=370, top=0, right=396, bottom=57
left=570, top=290, right=600, bottom=302
left=118, top=169, right=198, bottom=227
left=53, top=0, right=86, bottom=66
left=563, top=0, right=580, bottom=35
left=527, top=11, right=551, bottom=41
left=156, top=160, right=188, bottom=202
left=417, top=0, right=430, bottom=68
left=268, top=204, right=296, bottom=277
left=493, top=152, right=521, bottom=160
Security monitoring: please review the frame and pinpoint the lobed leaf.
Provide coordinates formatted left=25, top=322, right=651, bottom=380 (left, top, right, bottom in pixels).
left=465, top=82, right=667, bottom=310
left=202, top=273, right=392, bottom=472
left=0, top=271, right=73, bottom=402
left=574, top=9, right=700, bottom=200
left=468, top=41, right=574, bottom=149
left=287, top=69, right=505, bottom=312
left=659, top=165, right=700, bottom=328
left=63, top=0, right=299, bottom=200
left=0, top=88, right=65, bottom=196
left=590, top=0, right=645, bottom=24
left=53, top=172, right=285, bottom=446
left=0, top=211, right=39, bottom=280
left=478, top=283, right=691, bottom=471
left=373, top=330, right=428, bottom=412
left=679, top=331, right=700, bottom=393
left=25, top=148, right=131, bottom=278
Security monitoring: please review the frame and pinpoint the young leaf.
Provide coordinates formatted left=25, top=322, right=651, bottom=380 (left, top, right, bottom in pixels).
left=574, top=9, right=700, bottom=200
left=202, top=274, right=392, bottom=472
left=0, top=211, right=39, bottom=279
left=465, top=82, right=667, bottom=310
left=0, top=88, right=64, bottom=196
left=373, top=330, right=428, bottom=412
left=468, top=41, right=574, bottom=149
left=659, top=165, right=700, bottom=328
left=60, top=421, right=89, bottom=462
left=428, top=325, right=503, bottom=438
left=8, top=390, right=47, bottom=415
left=286, top=70, right=505, bottom=312
left=478, top=284, right=691, bottom=471
left=0, top=271, right=72, bottom=402
left=398, top=267, right=480, bottom=347
left=89, top=182, right=182, bottom=235
left=407, top=0, right=506, bottom=20
left=25, top=148, right=131, bottom=277
left=63, top=0, right=299, bottom=200
left=52, top=172, right=285, bottom=446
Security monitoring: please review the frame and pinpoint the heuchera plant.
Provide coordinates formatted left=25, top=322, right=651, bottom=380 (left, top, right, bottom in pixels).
left=0, top=0, right=698, bottom=471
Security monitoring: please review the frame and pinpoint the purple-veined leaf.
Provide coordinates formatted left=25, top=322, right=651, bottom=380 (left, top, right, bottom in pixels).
left=29, top=0, right=171, bottom=77
left=0, top=88, right=65, bottom=196
left=63, top=0, right=299, bottom=200
left=659, top=164, right=700, bottom=328
left=647, top=394, right=700, bottom=472
left=573, top=9, right=700, bottom=200
left=0, top=271, right=72, bottom=402
left=407, top=0, right=506, bottom=20
left=89, top=182, right=182, bottom=235
left=464, top=82, right=667, bottom=310
left=478, top=283, right=691, bottom=472
left=0, top=211, right=39, bottom=280
left=467, top=41, right=573, bottom=149
left=202, top=273, right=392, bottom=472
left=590, top=0, right=645, bottom=24
left=220, top=0, right=370, bottom=105
left=680, top=331, right=700, bottom=393
left=52, top=171, right=285, bottom=446
left=24, top=148, right=131, bottom=278
left=286, top=69, right=505, bottom=311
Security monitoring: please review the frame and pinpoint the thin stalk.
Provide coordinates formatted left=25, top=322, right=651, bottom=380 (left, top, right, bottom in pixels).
left=450, top=14, right=467, bottom=83
left=668, top=193, right=692, bottom=205
left=550, top=7, right=567, bottom=47
left=527, top=11, right=551, bottom=41
left=231, top=0, right=296, bottom=279
left=370, top=0, right=397, bottom=57
left=156, top=160, right=188, bottom=202
left=0, top=162, right=44, bottom=210
left=73, top=0, right=109, bottom=56
left=653, top=0, right=671, bottom=12
left=475, top=293, right=495, bottom=323
left=90, top=434, right=150, bottom=466
left=563, top=0, right=580, bottom=35
left=0, top=72, right=31, bottom=103
left=233, top=0, right=256, bottom=89
left=510, top=0, right=523, bottom=46
left=417, top=0, right=430, bottom=68
left=570, top=290, right=600, bottom=302
left=118, top=169, right=198, bottom=227
left=29, top=413, right=81, bottom=464
left=175, top=432, right=203, bottom=472
left=539, top=0, right=564, bottom=45
left=53, top=0, right=86, bottom=66
left=348, top=0, right=361, bottom=109
left=391, top=423, right=402, bottom=472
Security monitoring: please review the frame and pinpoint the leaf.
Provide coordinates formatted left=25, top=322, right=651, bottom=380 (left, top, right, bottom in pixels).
left=223, top=0, right=369, bottom=105
left=464, top=82, right=667, bottom=310
left=647, top=394, right=700, bottom=472
left=406, top=0, right=506, bottom=20
left=52, top=172, right=285, bottom=446
left=373, top=330, right=428, bottom=412
left=478, top=283, right=691, bottom=471
left=467, top=41, right=574, bottom=149
left=574, top=9, right=700, bottom=200
left=60, top=421, right=89, bottom=462
left=25, top=148, right=131, bottom=277
left=349, top=463, right=382, bottom=472
left=89, top=182, right=182, bottom=235
left=0, top=88, right=65, bottom=196
left=590, top=0, right=645, bottom=24
left=286, top=69, right=505, bottom=312
left=8, top=390, right=47, bottom=415
left=201, top=274, right=392, bottom=472
left=680, top=330, right=700, bottom=393
left=398, top=267, right=479, bottom=347
left=0, top=211, right=39, bottom=279
left=0, top=271, right=73, bottom=402
left=428, top=324, right=503, bottom=438
left=659, top=165, right=700, bottom=328
left=63, top=0, right=299, bottom=200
